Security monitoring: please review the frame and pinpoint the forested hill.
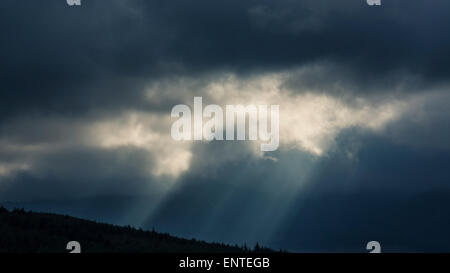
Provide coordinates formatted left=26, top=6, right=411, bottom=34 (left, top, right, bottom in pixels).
left=0, top=207, right=271, bottom=253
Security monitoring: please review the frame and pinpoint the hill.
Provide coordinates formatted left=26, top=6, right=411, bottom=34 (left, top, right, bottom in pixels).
left=0, top=207, right=270, bottom=253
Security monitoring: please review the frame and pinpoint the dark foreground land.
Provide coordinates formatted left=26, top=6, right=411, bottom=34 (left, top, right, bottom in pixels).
left=0, top=207, right=270, bottom=253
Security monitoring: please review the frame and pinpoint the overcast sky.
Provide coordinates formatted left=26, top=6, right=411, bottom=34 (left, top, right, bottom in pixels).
left=1, top=0, right=450, bottom=252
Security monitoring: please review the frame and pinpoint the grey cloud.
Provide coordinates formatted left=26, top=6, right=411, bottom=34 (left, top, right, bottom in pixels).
left=1, top=0, right=450, bottom=252
left=2, top=0, right=450, bottom=120
left=0, top=145, right=165, bottom=201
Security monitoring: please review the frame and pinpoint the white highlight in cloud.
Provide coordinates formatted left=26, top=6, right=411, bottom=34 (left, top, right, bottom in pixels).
left=0, top=70, right=418, bottom=183
left=0, top=162, right=30, bottom=177
left=89, top=112, right=192, bottom=177
left=175, top=72, right=409, bottom=156
left=170, top=97, right=280, bottom=152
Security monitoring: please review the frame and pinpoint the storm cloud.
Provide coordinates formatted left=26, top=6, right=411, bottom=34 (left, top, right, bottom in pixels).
left=1, top=0, right=450, bottom=252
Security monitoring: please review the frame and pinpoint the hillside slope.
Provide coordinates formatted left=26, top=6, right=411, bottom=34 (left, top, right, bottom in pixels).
left=0, top=207, right=269, bottom=253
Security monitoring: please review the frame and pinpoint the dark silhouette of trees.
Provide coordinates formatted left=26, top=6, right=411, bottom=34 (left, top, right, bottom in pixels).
left=0, top=208, right=273, bottom=253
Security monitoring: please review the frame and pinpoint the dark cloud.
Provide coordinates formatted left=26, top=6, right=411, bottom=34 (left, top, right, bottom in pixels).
left=2, top=0, right=450, bottom=119
left=0, top=146, right=164, bottom=201
left=1, top=0, right=450, bottom=252
left=308, top=129, right=450, bottom=193
left=273, top=190, right=450, bottom=252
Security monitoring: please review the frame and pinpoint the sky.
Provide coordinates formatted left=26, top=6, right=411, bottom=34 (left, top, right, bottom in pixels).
left=1, top=0, right=450, bottom=252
